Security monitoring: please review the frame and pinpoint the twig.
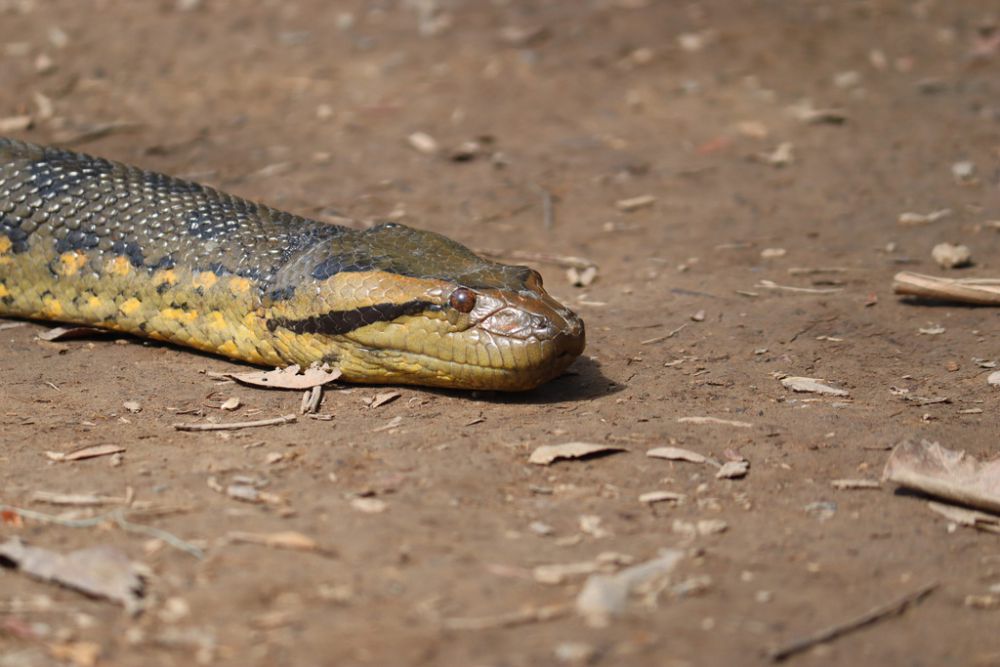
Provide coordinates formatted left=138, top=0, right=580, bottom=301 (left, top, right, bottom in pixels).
left=640, top=323, right=689, bottom=345
left=474, top=248, right=596, bottom=270
left=757, top=280, right=843, bottom=294
left=0, top=322, right=26, bottom=331
left=893, top=271, right=1000, bottom=305
left=0, top=505, right=204, bottom=559
left=769, top=582, right=938, bottom=661
left=173, top=414, right=297, bottom=431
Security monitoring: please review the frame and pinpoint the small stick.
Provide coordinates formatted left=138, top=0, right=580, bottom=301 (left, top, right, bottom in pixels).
left=0, top=322, right=26, bottom=331
left=173, top=414, right=297, bottom=431
left=769, top=582, right=937, bottom=661
left=640, top=323, right=689, bottom=345
left=893, top=271, right=1000, bottom=305
left=757, top=280, right=843, bottom=294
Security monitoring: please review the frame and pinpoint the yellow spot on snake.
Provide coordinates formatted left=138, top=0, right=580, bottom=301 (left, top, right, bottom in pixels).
left=207, top=311, right=227, bottom=330
left=119, top=298, right=142, bottom=317
left=0, top=284, right=8, bottom=298
left=227, top=277, right=251, bottom=294
left=42, top=296, right=63, bottom=317
left=162, top=308, right=198, bottom=324
left=58, top=251, right=88, bottom=277
left=87, top=296, right=103, bottom=310
left=0, top=256, right=10, bottom=265
left=154, top=269, right=178, bottom=286
left=218, top=340, right=239, bottom=357
left=0, top=236, right=10, bottom=254
left=193, top=272, right=218, bottom=289
left=106, top=256, right=131, bottom=277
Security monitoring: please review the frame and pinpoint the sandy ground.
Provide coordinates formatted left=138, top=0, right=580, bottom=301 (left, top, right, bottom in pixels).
left=1, top=0, right=1000, bottom=665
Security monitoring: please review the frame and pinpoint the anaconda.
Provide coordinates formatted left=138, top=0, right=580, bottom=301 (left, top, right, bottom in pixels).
left=0, top=138, right=584, bottom=390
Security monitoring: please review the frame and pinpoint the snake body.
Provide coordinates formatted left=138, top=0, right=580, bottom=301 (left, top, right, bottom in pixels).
left=0, top=138, right=584, bottom=390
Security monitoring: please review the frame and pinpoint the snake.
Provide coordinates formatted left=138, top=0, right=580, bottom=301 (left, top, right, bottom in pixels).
left=0, top=138, right=585, bottom=391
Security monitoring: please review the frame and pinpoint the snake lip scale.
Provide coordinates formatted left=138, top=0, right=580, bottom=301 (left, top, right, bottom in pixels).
left=0, top=137, right=586, bottom=391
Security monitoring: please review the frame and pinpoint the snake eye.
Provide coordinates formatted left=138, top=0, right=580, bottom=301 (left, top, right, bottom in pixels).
left=449, top=287, right=476, bottom=313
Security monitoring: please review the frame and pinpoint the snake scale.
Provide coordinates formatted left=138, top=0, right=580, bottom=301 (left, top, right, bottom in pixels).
left=0, top=138, right=585, bottom=390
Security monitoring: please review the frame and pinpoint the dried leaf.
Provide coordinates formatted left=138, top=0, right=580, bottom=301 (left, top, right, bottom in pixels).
left=529, top=442, right=625, bottom=465
left=780, top=376, right=850, bottom=397
left=645, top=446, right=708, bottom=464
left=365, top=391, right=401, bottom=409
left=220, top=397, right=241, bottom=411
left=223, top=365, right=342, bottom=390
left=883, top=440, right=1000, bottom=514
left=45, top=444, right=126, bottom=462
left=0, top=538, right=145, bottom=614
left=37, top=326, right=107, bottom=341
left=716, top=460, right=750, bottom=479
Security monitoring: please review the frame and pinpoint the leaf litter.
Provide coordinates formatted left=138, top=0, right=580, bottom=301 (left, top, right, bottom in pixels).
left=529, top=442, right=626, bottom=465
left=0, top=537, right=146, bottom=614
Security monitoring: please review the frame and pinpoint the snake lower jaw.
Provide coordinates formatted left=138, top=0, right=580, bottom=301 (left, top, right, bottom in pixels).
left=335, top=324, right=586, bottom=391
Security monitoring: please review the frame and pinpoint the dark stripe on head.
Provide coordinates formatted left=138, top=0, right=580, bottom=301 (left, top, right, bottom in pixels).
left=269, top=300, right=434, bottom=336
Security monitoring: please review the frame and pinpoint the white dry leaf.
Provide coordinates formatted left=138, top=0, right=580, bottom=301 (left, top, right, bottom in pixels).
left=224, top=365, right=342, bottom=390
left=575, top=549, right=684, bottom=627
left=0, top=538, right=146, bottom=615
left=220, top=397, right=241, bottom=411
left=988, top=371, right=1000, bottom=387
left=645, top=446, right=709, bottom=464
left=716, top=460, right=750, bottom=479
left=780, top=376, right=850, bottom=397
left=45, top=444, right=126, bottom=462
left=529, top=442, right=625, bottom=466
left=760, top=248, right=786, bottom=259
left=37, top=325, right=106, bottom=341
left=918, top=326, right=945, bottom=335
left=883, top=439, right=1000, bottom=515
left=123, top=401, right=142, bottom=414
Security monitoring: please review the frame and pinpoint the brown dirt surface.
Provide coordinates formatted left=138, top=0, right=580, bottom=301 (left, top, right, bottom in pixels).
left=2, top=1, right=1000, bottom=665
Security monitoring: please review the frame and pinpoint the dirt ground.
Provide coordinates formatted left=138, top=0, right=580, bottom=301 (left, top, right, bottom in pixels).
left=2, top=0, right=1000, bottom=665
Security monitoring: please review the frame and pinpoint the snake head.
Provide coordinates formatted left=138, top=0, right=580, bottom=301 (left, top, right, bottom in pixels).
left=268, top=223, right=586, bottom=390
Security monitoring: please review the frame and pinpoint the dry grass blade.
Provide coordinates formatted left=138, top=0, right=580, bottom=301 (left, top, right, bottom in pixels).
left=45, top=444, right=126, bottom=462
left=174, top=414, right=297, bottom=431
left=893, top=271, right=1000, bottom=305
